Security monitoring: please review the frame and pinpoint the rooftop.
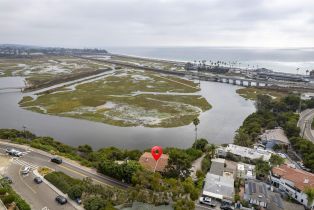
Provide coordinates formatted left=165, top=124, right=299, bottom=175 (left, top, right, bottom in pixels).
left=261, top=128, right=289, bottom=144
left=272, top=165, right=314, bottom=191
left=203, top=172, right=234, bottom=200
left=224, top=144, right=272, bottom=161
left=138, top=152, right=169, bottom=172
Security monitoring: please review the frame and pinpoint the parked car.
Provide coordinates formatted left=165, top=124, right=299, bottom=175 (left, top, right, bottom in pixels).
left=199, top=196, right=216, bottom=207
left=51, top=157, right=62, bottom=164
left=75, top=197, right=82, bottom=205
left=55, top=195, right=67, bottom=205
left=21, top=166, right=30, bottom=175
left=34, top=177, right=43, bottom=184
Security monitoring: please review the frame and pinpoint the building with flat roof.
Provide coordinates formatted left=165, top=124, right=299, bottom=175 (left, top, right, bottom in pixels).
left=138, top=152, right=169, bottom=172
left=244, top=180, right=304, bottom=210
left=271, top=164, right=314, bottom=208
left=217, top=144, right=272, bottom=161
left=202, top=158, right=235, bottom=201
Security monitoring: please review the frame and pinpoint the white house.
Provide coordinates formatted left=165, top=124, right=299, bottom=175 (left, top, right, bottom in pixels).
left=271, top=164, right=314, bottom=208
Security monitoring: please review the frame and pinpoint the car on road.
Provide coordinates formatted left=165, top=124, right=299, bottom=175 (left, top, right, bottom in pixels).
left=1, top=176, right=12, bottom=184
left=55, top=195, right=67, bottom=205
left=51, top=156, right=62, bottom=164
left=21, top=166, right=30, bottom=175
left=199, top=196, right=216, bottom=207
left=34, top=177, right=43, bottom=184
left=6, top=148, right=23, bottom=157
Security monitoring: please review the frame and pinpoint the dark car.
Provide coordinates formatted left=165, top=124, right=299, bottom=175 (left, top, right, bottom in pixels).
left=34, top=177, right=43, bottom=184
left=55, top=195, right=67, bottom=205
left=220, top=205, right=234, bottom=210
left=51, top=157, right=62, bottom=164
left=1, top=176, right=13, bottom=184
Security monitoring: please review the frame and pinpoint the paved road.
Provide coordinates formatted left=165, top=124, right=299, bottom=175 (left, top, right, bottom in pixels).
left=0, top=141, right=129, bottom=209
left=297, top=109, right=314, bottom=142
left=0, top=152, right=76, bottom=210
left=0, top=142, right=129, bottom=189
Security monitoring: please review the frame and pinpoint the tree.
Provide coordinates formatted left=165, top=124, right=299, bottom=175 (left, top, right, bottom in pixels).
left=304, top=187, right=314, bottom=207
left=68, top=185, right=84, bottom=200
left=234, top=129, right=252, bottom=147
left=208, top=144, right=216, bottom=158
left=269, top=154, right=285, bottom=166
left=192, top=138, right=208, bottom=152
left=164, top=149, right=192, bottom=179
left=255, top=94, right=273, bottom=112
left=193, top=118, right=200, bottom=143
left=255, top=158, right=271, bottom=179
left=83, top=196, right=107, bottom=210
left=173, top=198, right=195, bottom=210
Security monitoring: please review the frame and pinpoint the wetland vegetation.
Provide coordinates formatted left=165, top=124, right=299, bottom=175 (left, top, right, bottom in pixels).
left=19, top=69, right=211, bottom=127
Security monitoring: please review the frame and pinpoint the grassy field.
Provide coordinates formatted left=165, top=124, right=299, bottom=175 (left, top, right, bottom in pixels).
left=20, top=69, right=211, bottom=127
left=0, top=56, right=111, bottom=86
left=236, top=87, right=289, bottom=100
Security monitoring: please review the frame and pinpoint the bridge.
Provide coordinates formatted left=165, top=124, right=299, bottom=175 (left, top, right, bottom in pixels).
left=0, top=86, right=24, bottom=91
left=79, top=56, right=314, bottom=90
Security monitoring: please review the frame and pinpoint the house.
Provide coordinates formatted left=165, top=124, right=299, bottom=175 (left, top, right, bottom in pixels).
left=260, top=127, right=290, bottom=149
left=217, top=144, right=272, bottom=161
left=202, top=158, right=235, bottom=201
left=271, top=164, right=314, bottom=208
left=237, top=163, right=256, bottom=179
left=138, top=152, right=169, bottom=172
left=244, top=179, right=304, bottom=210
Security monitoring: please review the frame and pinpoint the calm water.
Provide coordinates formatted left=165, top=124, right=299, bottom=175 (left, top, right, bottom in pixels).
left=107, top=47, right=314, bottom=74
left=0, top=77, right=254, bottom=150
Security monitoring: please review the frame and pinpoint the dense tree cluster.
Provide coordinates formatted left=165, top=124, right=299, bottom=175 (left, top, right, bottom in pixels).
left=234, top=93, right=314, bottom=171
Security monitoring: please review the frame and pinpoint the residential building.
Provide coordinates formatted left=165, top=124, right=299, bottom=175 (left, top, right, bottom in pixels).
left=260, top=127, right=290, bottom=149
left=217, top=144, right=272, bottom=161
left=237, top=163, right=256, bottom=179
left=202, top=158, right=235, bottom=201
left=138, top=152, right=169, bottom=172
left=271, top=164, right=314, bottom=208
left=244, top=179, right=304, bottom=210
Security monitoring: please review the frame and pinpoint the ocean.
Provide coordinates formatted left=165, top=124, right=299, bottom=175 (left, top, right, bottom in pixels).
left=106, top=47, right=314, bottom=74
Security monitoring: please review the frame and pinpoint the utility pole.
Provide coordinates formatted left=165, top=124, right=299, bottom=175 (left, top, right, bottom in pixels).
left=22, top=125, right=27, bottom=139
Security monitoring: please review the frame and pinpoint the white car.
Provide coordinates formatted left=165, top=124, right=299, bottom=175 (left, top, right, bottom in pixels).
left=21, top=166, right=30, bottom=175
left=199, top=196, right=216, bottom=207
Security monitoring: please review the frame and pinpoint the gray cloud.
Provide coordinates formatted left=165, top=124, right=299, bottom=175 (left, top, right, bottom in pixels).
left=0, top=0, right=313, bottom=48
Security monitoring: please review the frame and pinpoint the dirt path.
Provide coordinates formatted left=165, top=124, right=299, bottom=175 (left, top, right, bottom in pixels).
left=191, top=154, right=206, bottom=179
left=154, top=74, right=199, bottom=90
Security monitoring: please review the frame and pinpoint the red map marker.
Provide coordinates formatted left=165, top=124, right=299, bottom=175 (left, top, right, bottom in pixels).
left=151, top=145, right=163, bottom=161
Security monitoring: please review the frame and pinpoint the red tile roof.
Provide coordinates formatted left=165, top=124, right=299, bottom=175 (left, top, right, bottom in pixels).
left=138, top=152, right=169, bottom=172
left=272, top=165, right=314, bottom=191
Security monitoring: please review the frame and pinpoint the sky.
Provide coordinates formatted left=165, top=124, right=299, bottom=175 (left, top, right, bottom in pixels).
left=0, top=0, right=314, bottom=48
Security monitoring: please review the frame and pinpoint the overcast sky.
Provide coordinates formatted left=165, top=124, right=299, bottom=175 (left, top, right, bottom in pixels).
left=0, top=0, right=314, bottom=48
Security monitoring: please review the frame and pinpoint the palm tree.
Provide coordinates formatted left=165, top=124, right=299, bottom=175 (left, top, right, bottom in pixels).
left=193, top=118, right=200, bottom=143
left=304, top=187, right=314, bottom=208
left=208, top=144, right=216, bottom=158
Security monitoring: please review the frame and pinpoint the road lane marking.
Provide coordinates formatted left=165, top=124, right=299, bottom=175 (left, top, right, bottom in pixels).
left=18, top=166, right=37, bottom=194
left=11, top=157, right=39, bottom=170
left=58, top=165, right=110, bottom=186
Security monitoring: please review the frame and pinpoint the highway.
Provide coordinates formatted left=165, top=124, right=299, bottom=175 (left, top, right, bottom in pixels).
left=0, top=141, right=129, bottom=210
left=297, top=109, right=314, bottom=142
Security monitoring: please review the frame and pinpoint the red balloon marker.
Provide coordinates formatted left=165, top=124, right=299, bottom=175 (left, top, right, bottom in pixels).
left=151, top=146, right=163, bottom=161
